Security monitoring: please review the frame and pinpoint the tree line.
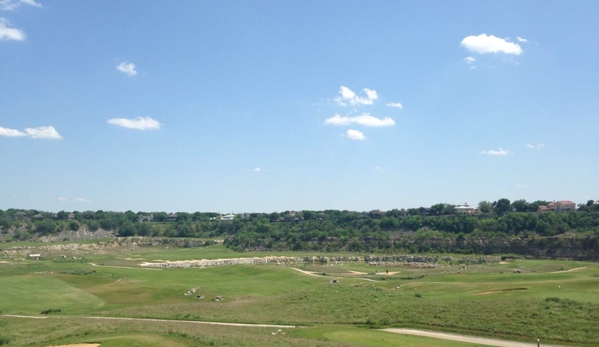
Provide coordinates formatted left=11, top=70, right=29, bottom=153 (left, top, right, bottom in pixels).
left=1, top=199, right=598, bottom=258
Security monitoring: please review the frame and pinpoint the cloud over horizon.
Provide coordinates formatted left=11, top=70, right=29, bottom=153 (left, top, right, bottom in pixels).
left=107, top=116, right=161, bottom=130
left=0, top=125, right=62, bottom=139
left=0, top=18, right=25, bottom=40
left=526, top=143, right=545, bottom=149
left=347, top=129, right=365, bottom=140
left=325, top=113, right=395, bottom=127
left=335, top=86, right=378, bottom=106
left=461, top=34, right=522, bottom=55
left=481, top=147, right=511, bottom=156
left=116, top=62, right=137, bottom=76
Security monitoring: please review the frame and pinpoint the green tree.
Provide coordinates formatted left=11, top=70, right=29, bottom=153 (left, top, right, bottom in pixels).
left=493, top=198, right=511, bottom=216
left=69, top=221, right=80, bottom=231
left=478, top=201, right=493, bottom=214
left=511, top=199, right=529, bottom=213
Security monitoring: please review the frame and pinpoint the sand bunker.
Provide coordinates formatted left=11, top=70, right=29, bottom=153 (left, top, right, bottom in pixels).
left=478, top=288, right=528, bottom=295
left=44, top=344, right=100, bottom=347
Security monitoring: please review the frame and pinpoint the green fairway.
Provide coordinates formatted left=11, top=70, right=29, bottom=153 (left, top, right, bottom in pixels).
left=1, top=244, right=598, bottom=346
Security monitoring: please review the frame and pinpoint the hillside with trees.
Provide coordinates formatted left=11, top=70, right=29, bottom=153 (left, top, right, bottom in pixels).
left=1, top=199, right=598, bottom=259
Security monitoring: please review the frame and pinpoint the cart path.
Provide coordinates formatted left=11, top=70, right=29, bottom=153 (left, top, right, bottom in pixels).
left=290, top=267, right=378, bottom=282
left=382, top=328, right=572, bottom=347
left=2, top=315, right=575, bottom=346
left=2, top=314, right=295, bottom=328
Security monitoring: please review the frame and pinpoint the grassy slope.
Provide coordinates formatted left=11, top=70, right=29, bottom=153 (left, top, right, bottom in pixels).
left=1, top=246, right=598, bottom=346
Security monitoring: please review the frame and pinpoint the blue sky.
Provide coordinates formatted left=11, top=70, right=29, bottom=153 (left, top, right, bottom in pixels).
left=1, top=1, right=598, bottom=213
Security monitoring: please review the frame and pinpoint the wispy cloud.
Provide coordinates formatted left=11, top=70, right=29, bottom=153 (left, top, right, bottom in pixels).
left=1, top=0, right=42, bottom=10
left=386, top=102, right=403, bottom=109
left=325, top=113, right=395, bottom=127
left=516, top=37, right=528, bottom=43
left=461, top=34, right=522, bottom=55
left=464, top=56, right=476, bottom=64
left=525, top=143, right=544, bottom=149
left=516, top=184, right=529, bottom=188
left=252, top=167, right=261, bottom=172
left=1, top=125, right=62, bottom=139
left=0, top=18, right=25, bottom=40
left=25, top=126, right=62, bottom=139
left=0, top=126, right=26, bottom=137
left=58, top=196, right=90, bottom=203
left=481, top=147, right=511, bottom=156
left=116, top=62, right=137, bottom=76
left=347, top=129, right=365, bottom=140
left=107, top=116, right=161, bottom=130
left=335, top=86, right=378, bottom=106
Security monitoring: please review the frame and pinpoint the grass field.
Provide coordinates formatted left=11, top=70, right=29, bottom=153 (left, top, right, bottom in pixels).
left=1, top=243, right=598, bottom=346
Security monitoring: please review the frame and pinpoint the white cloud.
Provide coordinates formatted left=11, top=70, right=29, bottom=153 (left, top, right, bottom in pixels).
left=252, top=167, right=261, bottom=172
left=516, top=184, right=529, bottom=188
left=0, top=126, right=26, bottom=137
left=347, top=129, right=365, bottom=140
left=336, top=86, right=378, bottom=106
left=325, top=113, right=395, bottom=127
left=0, top=18, right=25, bottom=40
left=19, top=0, right=42, bottom=8
left=24, top=126, right=62, bottom=139
left=1, top=125, right=61, bottom=138
left=461, top=34, right=522, bottom=55
left=386, top=102, right=403, bottom=109
left=525, top=143, right=544, bottom=149
left=516, top=37, right=528, bottom=42
left=107, top=116, right=161, bottom=130
left=481, top=147, right=511, bottom=156
left=58, top=196, right=90, bottom=203
left=464, top=56, right=476, bottom=64
left=1, top=0, right=42, bottom=10
left=116, top=62, right=137, bottom=76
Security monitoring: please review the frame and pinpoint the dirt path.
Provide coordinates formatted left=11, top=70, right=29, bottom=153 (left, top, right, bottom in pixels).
left=290, top=268, right=378, bottom=282
left=43, top=344, right=99, bottom=347
left=88, top=263, right=162, bottom=271
left=550, top=267, right=586, bottom=274
left=2, top=314, right=294, bottom=328
left=382, top=328, right=570, bottom=347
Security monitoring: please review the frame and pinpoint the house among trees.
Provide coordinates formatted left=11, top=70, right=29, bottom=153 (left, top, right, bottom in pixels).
left=220, top=213, right=236, bottom=221
left=538, top=200, right=576, bottom=212
left=166, top=213, right=177, bottom=222
left=454, top=203, right=478, bottom=215
left=139, top=214, right=153, bottom=222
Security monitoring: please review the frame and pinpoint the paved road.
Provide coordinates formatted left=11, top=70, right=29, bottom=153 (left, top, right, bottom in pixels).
left=382, top=328, right=574, bottom=347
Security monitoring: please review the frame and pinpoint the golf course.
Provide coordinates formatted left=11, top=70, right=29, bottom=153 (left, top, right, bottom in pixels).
left=1, top=241, right=597, bottom=347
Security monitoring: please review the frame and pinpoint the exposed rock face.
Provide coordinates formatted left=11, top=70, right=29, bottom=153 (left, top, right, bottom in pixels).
left=138, top=254, right=495, bottom=268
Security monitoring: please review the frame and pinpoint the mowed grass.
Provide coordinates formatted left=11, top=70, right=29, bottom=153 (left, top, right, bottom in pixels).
left=1, top=249, right=598, bottom=346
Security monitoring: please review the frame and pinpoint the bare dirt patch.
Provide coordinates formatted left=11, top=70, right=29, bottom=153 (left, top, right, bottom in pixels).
left=499, top=261, right=510, bottom=264
left=43, top=344, right=100, bottom=347
left=348, top=270, right=367, bottom=275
